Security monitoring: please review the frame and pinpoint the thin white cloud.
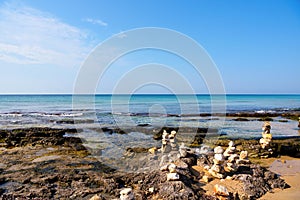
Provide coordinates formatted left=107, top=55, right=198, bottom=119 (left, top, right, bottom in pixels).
left=83, top=18, right=108, bottom=26
left=0, top=2, right=93, bottom=67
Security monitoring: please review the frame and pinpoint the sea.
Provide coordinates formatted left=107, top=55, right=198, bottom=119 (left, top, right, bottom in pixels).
left=0, top=94, right=300, bottom=139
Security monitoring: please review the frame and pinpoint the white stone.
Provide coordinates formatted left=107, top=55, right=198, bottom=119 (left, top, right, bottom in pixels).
left=214, top=153, right=224, bottom=161
left=149, top=187, right=154, bottom=193
left=210, top=164, right=221, bottom=173
left=89, top=194, right=101, bottom=200
left=168, top=163, right=177, bottom=173
left=214, top=146, right=224, bottom=154
left=239, top=151, right=248, bottom=160
left=120, top=188, right=134, bottom=200
left=170, top=130, right=177, bottom=135
left=223, top=146, right=236, bottom=157
left=162, top=130, right=169, bottom=139
left=209, top=169, right=224, bottom=179
left=228, top=154, right=239, bottom=163
left=167, top=172, right=180, bottom=181
left=160, top=164, right=169, bottom=171
left=204, top=165, right=210, bottom=170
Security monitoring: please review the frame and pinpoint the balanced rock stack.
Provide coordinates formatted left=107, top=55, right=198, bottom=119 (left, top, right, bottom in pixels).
left=161, top=130, right=169, bottom=153
left=236, top=150, right=250, bottom=165
left=208, top=146, right=225, bottom=179
left=259, top=121, right=272, bottom=149
left=178, top=143, right=188, bottom=158
left=169, top=130, right=178, bottom=150
left=161, top=163, right=180, bottom=181
left=223, top=141, right=238, bottom=173
left=223, top=141, right=236, bottom=158
left=159, top=130, right=179, bottom=153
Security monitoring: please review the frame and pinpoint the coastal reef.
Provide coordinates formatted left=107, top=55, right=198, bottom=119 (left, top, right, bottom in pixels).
left=1, top=127, right=298, bottom=199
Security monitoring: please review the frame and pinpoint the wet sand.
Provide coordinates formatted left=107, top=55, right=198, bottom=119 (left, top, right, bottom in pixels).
left=259, top=157, right=300, bottom=200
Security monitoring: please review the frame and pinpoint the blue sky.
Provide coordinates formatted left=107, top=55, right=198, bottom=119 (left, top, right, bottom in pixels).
left=0, top=0, right=299, bottom=94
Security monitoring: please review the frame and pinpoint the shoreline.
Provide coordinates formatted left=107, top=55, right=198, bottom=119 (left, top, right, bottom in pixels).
left=1, top=126, right=300, bottom=199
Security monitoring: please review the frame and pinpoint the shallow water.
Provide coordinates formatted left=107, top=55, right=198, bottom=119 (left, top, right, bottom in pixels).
left=1, top=94, right=300, bottom=137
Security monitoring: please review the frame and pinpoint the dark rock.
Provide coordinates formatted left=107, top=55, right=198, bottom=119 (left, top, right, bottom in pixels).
left=126, top=147, right=148, bottom=153
left=0, top=128, right=86, bottom=152
left=101, top=127, right=126, bottom=134
left=278, top=119, right=288, bottom=123
left=257, top=117, right=273, bottom=121
left=137, top=123, right=150, bottom=127
left=233, top=118, right=249, bottom=121
left=55, top=119, right=75, bottom=124
left=0, top=177, right=6, bottom=185
left=180, top=157, right=196, bottom=167
left=233, top=164, right=289, bottom=199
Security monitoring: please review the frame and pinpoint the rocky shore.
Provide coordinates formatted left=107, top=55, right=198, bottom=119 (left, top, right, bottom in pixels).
left=0, top=126, right=299, bottom=199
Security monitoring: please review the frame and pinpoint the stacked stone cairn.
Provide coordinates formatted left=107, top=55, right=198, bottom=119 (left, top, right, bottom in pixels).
left=161, top=130, right=169, bottom=153
left=207, top=142, right=251, bottom=179
left=259, top=121, right=273, bottom=157
left=223, top=141, right=238, bottom=173
left=169, top=130, right=178, bottom=150
left=166, top=163, right=180, bottom=181
left=236, top=150, right=250, bottom=165
left=178, top=143, right=188, bottom=158
left=208, top=146, right=225, bottom=179
left=158, top=130, right=181, bottom=181
left=259, top=122, right=272, bottom=149
left=160, top=162, right=180, bottom=181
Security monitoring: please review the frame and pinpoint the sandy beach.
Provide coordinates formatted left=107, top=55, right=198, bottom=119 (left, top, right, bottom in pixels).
left=258, top=157, right=300, bottom=200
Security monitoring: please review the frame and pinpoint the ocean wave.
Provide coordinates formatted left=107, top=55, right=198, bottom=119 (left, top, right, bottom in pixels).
left=0, top=112, right=23, bottom=117
left=28, top=112, right=84, bottom=117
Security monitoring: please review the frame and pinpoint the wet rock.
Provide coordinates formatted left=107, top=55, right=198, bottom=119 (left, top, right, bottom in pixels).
left=101, top=127, right=126, bottom=134
left=0, top=128, right=83, bottom=150
left=137, top=123, right=150, bottom=127
left=233, top=118, right=249, bottom=121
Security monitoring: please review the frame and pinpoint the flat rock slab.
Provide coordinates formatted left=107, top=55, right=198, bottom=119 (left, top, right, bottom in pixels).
left=32, top=155, right=61, bottom=163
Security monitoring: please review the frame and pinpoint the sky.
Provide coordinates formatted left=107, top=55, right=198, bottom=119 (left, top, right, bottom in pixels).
left=0, top=0, right=299, bottom=94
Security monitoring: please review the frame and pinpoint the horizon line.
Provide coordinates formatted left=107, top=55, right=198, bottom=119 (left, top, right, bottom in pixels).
left=1, top=93, right=300, bottom=95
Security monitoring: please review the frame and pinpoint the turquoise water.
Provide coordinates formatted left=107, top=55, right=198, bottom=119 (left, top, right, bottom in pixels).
left=0, top=94, right=299, bottom=137
left=1, top=94, right=300, bottom=113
